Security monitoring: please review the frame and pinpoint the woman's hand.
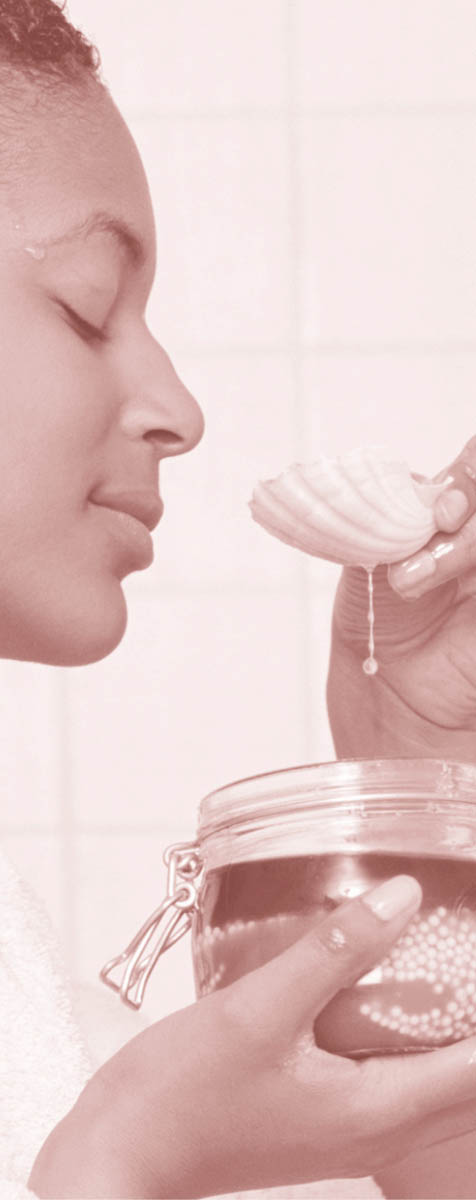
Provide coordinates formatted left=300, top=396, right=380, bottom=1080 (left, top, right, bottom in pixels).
left=29, top=442, right=476, bottom=1200
left=29, top=875, right=476, bottom=1199
left=328, top=436, right=476, bottom=760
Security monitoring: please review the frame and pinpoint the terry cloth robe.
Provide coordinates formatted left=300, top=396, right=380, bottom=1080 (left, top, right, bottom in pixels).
left=0, top=849, right=382, bottom=1200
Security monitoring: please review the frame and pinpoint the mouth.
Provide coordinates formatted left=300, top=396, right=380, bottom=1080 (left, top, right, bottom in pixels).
left=89, top=490, right=164, bottom=532
left=89, top=490, right=163, bottom=569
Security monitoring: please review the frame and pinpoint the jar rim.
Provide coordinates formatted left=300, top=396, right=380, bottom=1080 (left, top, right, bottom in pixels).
left=197, top=758, right=476, bottom=843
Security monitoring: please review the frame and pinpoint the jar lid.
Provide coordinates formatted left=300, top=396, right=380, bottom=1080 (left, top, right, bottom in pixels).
left=197, top=759, right=476, bottom=868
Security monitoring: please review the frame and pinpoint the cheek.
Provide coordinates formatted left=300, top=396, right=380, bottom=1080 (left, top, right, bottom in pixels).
left=0, top=280, right=133, bottom=666
left=0, top=330, right=114, bottom=528
left=1, top=275, right=118, bottom=457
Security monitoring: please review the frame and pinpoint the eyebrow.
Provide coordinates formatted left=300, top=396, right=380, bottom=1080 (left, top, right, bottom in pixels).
left=45, top=210, right=147, bottom=269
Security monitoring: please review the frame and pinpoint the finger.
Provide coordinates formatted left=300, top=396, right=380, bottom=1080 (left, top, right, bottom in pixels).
left=388, top=515, right=476, bottom=599
left=223, top=875, right=422, bottom=1045
left=391, top=437, right=476, bottom=597
left=369, top=1027, right=476, bottom=1145
left=412, top=1093, right=476, bottom=1160
left=358, top=1070, right=476, bottom=1173
left=433, top=436, right=476, bottom=533
left=390, top=437, right=476, bottom=598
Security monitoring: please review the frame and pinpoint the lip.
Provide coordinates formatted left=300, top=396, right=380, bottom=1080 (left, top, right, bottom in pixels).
left=89, top=489, right=163, bottom=569
left=89, top=489, right=164, bottom=532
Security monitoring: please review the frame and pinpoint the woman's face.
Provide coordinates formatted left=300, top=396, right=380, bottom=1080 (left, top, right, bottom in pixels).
left=0, top=84, right=204, bottom=666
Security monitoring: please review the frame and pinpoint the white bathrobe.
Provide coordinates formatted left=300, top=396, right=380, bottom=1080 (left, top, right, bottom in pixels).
left=0, top=849, right=381, bottom=1199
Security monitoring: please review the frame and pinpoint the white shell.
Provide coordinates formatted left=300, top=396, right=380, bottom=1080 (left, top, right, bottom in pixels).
left=249, top=446, right=448, bottom=568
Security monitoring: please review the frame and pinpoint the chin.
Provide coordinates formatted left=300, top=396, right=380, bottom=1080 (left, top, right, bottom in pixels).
left=51, top=612, right=128, bottom=666
left=4, top=579, right=129, bottom=667
left=53, top=589, right=129, bottom=667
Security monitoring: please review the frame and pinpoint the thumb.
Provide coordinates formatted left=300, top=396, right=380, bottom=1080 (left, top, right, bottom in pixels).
left=228, top=875, right=422, bottom=1044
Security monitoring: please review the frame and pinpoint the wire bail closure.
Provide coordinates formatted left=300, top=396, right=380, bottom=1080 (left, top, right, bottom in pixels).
left=99, top=841, right=202, bottom=1010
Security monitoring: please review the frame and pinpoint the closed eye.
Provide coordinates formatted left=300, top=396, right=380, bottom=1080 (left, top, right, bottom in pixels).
left=59, top=301, right=110, bottom=346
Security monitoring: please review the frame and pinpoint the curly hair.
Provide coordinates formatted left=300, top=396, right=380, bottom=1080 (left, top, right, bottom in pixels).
left=0, top=0, right=101, bottom=88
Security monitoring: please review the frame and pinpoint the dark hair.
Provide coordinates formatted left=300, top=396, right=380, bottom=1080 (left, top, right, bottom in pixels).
left=0, top=0, right=101, bottom=88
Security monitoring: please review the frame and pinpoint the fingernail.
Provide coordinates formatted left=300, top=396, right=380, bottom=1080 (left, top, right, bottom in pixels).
left=391, top=549, right=436, bottom=594
left=437, top=488, right=469, bottom=525
left=431, top=538, right=456, bottom=561
left=362, top=875, right=422, bottom=922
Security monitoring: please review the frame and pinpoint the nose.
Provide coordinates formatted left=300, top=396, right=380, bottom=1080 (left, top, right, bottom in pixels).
left=120, top=334, right=204, bottom=457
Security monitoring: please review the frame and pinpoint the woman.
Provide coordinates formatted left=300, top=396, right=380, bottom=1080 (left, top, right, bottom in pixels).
left=2, top=2, right=476, bottom=1197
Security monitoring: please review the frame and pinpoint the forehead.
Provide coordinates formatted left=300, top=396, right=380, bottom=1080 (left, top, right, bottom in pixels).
left=2, top=87, right=156, bottom=269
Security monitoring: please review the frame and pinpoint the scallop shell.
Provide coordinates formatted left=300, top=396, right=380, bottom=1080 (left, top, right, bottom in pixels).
left=249, top=446, right=449, bottom=569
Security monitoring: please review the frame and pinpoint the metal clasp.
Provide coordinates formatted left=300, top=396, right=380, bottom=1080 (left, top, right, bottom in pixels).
left=100, top=841, right=202, bottom=1010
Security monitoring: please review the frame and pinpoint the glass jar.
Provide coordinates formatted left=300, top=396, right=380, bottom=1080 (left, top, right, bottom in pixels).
left=102, top=758, right=476, bottom=1058
left=193, top=758, right=476, bottom=1057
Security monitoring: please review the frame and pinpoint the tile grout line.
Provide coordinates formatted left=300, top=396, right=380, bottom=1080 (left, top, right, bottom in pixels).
left=149, top=341, right=476, bottom=359
left=124, top=104, right=476, bottom=122
left=56, top=670, right=78, bottom=979
left=286, top=0, right=316, bottom=762
left=0, top=824, right=195, bottom=836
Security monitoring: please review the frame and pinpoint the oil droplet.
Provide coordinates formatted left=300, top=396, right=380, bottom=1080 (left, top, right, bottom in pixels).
left=362, top=568, right=378, bottom=676
left=328, top=926, right=347, bottom=949
left=24, top=244, right=46, bottom=261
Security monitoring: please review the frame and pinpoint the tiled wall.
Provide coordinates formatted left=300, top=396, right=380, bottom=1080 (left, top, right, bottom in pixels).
left=2, top=2, right=476, bottom=1033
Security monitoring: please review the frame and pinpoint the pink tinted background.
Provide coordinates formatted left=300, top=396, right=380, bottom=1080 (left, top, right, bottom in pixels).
left=2, top=0, right=476, bottom=1041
